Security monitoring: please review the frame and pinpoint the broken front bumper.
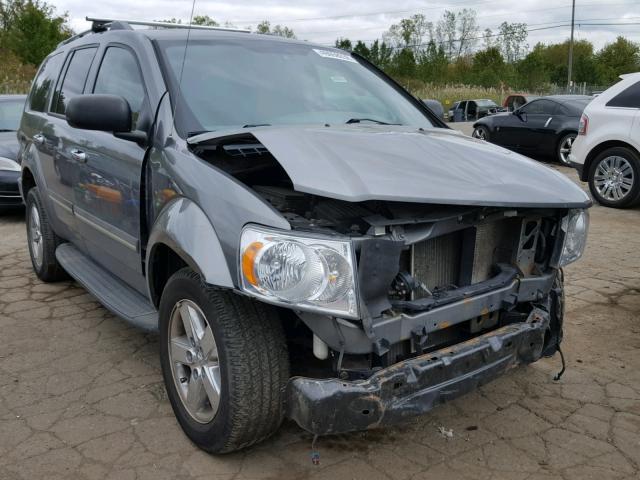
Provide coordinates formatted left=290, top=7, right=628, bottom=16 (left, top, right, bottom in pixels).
left=285, top=308, right=549, bottom=435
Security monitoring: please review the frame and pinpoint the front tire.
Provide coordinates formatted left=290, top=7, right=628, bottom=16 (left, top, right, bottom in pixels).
left=588, top=147, right=640, bottom=208
left=159, top=268, right=289, bottom=453
left=25, top=188, right=68, bottom=282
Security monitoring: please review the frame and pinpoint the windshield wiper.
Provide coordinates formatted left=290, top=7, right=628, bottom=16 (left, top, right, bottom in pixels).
left=0, top=129, right=16, bottom=132
left=345, top=118, right=398, bottom=125
left=243, top=123, right=271, bottom=128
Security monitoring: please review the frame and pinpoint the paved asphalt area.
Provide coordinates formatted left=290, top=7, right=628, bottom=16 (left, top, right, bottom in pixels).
left=1, top=140, right=639, bottom=479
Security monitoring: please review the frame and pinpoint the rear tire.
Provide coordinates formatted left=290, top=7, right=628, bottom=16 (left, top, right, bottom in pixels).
left=159, top=268, right=289, bottom=453
left=472, top=125, right=490, bottom=141
left=25, top=188, right=68, bottom=282
left=557, top=133, right=576, bottom=165
left=588, top=147, right=640, bottom=209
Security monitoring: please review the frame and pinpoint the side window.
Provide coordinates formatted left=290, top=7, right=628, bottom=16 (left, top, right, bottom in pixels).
left=521, top=100, right=556, bottom=115
left=28, top=53, right=64, bottom=112
left=606, top=81, right=640, bottom=108
left=556, top=104, right=570, bottom=116
left=93, top=47, right=146, bottom=129
left=51, top=47, right=98, bottom=115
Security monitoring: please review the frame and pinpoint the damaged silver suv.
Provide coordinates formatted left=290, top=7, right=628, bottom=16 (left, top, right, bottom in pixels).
left=18, top=19, right=591, bottom=453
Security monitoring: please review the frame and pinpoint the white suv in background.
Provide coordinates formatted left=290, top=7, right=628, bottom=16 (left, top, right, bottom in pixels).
left=570, top=73, right=640, bottom=208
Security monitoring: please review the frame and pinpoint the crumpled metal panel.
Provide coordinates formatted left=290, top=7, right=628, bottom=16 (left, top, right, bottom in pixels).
left=286, top=307, right=551, bottom=435
left=225, top=125, right=592, bottom=208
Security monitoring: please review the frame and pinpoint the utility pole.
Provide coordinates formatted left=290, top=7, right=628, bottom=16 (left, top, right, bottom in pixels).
left=567, top=0, right=576, bottom=91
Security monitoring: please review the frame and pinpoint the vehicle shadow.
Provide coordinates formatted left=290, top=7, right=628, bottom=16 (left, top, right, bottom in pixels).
left=0, top=206, right=25, bottom=223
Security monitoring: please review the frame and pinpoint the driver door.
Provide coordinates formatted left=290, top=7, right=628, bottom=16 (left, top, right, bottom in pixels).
left=508, top=99, right=557, bottom=153
left=72, top=45, right=152, bottom=294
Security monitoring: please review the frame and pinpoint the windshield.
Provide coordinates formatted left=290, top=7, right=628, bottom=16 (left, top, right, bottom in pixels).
left=156, top=38, right=435, bottom=136
left=475, top=99, right=498, bottom=107
left=0, top=99, right=24, bottom=131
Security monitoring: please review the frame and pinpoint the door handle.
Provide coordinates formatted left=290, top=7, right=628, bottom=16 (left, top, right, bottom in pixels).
left=32, top=133, right=45, bottom=145
left=544, top=117, right=553, bottom=128
left=70, top=149, right=87, bottom=163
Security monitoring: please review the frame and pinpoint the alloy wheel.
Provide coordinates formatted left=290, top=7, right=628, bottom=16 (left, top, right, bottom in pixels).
left=29, top=204, right=44, bottom=270
left=472, top=128, right=487, bottom=140
left=168, top=299, right=222, bottom=424
left=559, top=135, right=575, bottom=164
left=593, top=155, right=634, bottom=202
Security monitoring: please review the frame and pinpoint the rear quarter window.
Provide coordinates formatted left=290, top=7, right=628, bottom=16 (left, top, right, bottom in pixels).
left=606, top=81, right=640, bottom=108
left=28, top=53, right=64, bottom=112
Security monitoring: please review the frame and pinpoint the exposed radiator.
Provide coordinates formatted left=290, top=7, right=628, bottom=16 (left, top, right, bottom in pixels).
left=411, top=231, right=462, bottom=299
left=471, top=219, right=521, bottom=284
left=410, top=218, right=522, bottom=299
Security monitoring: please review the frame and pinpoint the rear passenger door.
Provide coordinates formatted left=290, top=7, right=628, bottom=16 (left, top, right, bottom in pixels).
left=22, top=48, right=98, bottom=243
left=19, top=53, right=66, bottom=231
left=73, top=45, right=151, bottom=294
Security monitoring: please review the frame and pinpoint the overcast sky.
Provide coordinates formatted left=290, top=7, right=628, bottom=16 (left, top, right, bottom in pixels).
left=53, top=0, right=640, bottom=51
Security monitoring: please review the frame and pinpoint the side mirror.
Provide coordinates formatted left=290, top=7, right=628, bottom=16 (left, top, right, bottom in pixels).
left=515, top=110, right=527, bottom=122
left=66, top=94, right=132, bottom=133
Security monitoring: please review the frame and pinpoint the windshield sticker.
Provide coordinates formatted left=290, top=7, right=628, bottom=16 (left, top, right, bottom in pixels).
left=313, top=49, right=357, bottom=63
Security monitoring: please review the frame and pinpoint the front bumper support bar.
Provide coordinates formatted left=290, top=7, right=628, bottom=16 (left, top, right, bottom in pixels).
left=286, top=308, right=549, bottom=435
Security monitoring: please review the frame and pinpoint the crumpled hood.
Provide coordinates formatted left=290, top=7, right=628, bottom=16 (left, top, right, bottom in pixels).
left=191, top=125, right=591, bottom=208
left=0, top=131, right=19, bottom=160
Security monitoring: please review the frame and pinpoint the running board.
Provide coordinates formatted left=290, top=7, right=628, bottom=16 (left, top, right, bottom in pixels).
left=55, top=243, right=158, bottom=331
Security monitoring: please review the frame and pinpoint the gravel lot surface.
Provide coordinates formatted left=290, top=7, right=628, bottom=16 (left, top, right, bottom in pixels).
left=1, top=160, right=639, bottom=479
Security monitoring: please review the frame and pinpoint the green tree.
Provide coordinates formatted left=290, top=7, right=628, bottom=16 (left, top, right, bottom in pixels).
left=516, top=43, right=549, bottom=90
left=390, top=48, right=417, bottom=77
left=352, top=40, right=370, bottom=58
left=597, top=36, right=640, bottom=83
left=255, top=20, right=295, bottom=38
left=192, top=15, right=218, bottom=26
left=0, top=0, right=71, bottom=66
left=334, top=37, right=352, bottom=50
left=368, top=39, right=393, bottom=70
left=417, top=40, right=448, bottom=83
left=472, top=47, right=505, bottom=87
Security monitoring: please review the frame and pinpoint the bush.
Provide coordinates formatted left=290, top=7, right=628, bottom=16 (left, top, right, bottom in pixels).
left=0, top=48, right=35, bottom=93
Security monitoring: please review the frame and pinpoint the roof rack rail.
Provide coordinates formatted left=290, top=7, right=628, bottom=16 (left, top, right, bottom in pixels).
left=58, top=17, right=250, bottom=48
left=86, top=17, right=251, bottom=33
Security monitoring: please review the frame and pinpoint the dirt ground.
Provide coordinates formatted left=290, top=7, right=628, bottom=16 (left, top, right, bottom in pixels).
left=1, top=165, right=639, bottom=480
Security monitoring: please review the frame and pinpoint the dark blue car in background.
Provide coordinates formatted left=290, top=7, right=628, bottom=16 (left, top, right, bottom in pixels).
left=0, top=94, right=27, bottom=209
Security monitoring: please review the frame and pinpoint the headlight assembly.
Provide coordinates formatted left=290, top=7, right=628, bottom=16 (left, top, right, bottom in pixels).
left=0, top=157, right=20, bottom=172
left=240, top=226, right=358, bottom=318
left=559, top=209, right=589, bottom=267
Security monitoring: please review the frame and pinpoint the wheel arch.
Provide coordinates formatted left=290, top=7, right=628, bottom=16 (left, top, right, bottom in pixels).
left=555, top=129, right=578, bottom=147
left=555, top=130, right=578, bottom=162
left=146, top=197, right=235, bottom=307
left=20, top=166, right=37, bottom=200
left=582, top=140, right=640, bottom=182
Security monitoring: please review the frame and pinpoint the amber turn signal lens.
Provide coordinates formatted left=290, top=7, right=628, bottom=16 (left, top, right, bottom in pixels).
left=241, top=241, right=263, bottom=286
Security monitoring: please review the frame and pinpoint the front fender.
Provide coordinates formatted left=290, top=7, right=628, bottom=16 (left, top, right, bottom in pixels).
left=146, top=197, right=234, bottom=298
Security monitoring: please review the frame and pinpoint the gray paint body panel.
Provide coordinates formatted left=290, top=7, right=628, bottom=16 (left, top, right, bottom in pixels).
left=192, top=124, right=590, bottom=208
left=146, top=196, right=234, bottom=297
